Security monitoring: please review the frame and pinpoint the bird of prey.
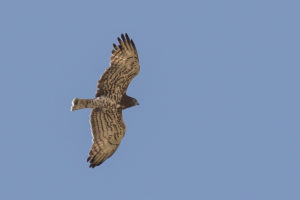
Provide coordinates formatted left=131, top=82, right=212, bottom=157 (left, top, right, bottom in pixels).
left=71, top=33, right=140, bottom=168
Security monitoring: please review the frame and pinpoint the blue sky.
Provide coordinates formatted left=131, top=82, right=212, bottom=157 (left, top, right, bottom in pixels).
left=0, top=0, right=299, bottom=199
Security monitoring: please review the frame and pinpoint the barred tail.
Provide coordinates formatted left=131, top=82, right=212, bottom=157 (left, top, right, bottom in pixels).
left=71, top=98, right=94, bottom=111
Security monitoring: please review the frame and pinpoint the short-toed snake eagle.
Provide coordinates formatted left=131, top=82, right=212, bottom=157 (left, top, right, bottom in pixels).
left=71, top=34, right=140, bottom=168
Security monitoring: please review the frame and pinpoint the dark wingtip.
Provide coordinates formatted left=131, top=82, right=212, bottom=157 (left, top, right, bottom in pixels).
left=89, top=164, right=95, bottom=168
left=121, top=33, right=129, bottom=48
left=112, top=33, right=136, bottom=54
left=131, top=39, right=136, bottom=50
left=89, top=162, right=102, bottom=168
left=125, top=33, right=131, bottom=47
left=121, top=33, right=126, bottom=42
left=117, top=37, right=122, bottom=44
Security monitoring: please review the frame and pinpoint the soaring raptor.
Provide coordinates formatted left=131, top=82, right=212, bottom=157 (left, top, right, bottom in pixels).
left=71, top=34, right=140, bottom=168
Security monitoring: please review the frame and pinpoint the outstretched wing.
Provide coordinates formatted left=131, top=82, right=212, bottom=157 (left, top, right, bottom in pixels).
left=87, top=107, right=126, bottom=168
left=95, top=33, right=140, bottom=101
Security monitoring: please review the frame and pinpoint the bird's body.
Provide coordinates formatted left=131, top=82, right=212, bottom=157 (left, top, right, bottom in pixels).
left=71, top=34, right=140, bottom=168
left=71, top=96, right=118, bottom=111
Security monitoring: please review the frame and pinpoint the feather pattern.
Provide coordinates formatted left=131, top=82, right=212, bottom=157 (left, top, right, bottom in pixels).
left=87, top=106, right=125, bottom=168
left=95, top=33, right=140, bottom=101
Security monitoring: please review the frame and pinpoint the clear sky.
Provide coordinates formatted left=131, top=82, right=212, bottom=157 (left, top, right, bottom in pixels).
left=0, top=0, right=299, bottom=199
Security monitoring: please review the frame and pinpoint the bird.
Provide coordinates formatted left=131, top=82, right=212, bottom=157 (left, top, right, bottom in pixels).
left=71, top=33, right=140, bottom=168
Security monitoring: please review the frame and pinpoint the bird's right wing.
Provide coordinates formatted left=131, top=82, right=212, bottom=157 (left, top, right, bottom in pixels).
left=87, top=107, right=126, bottom=168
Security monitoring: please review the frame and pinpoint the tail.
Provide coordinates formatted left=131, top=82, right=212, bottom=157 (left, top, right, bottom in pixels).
left=71, top=98, right=93, bottom=111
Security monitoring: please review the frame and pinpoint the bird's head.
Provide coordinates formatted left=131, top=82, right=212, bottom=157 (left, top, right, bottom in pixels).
left=132, top=98, right=139, bottom=106
left=120, top=95, right=139, bottom=110
left=126, top=97, right=139, bottom=109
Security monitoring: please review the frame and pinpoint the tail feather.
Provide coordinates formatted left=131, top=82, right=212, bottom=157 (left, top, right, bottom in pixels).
left=71, top=98, right=93, bottom=111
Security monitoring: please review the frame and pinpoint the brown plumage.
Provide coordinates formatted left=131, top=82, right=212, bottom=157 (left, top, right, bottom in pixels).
left=95, top=33, right=139, bottom=100
left=71, top=34, right=140, bottom=168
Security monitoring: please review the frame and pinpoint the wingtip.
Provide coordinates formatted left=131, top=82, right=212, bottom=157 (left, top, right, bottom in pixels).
left=88, top=162, right=101, bottom=168
left=121, top=33, right=126, bottom=42
left=131, top=39, right=136, bottom=50
left=87, top=157, right=95, bottom=168
left=117, top=37, right=122, bottom=44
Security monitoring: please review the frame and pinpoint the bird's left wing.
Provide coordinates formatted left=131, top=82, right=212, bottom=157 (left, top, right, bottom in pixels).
left=95, top=33, right=140, bottom=101
left=87, top=107, right=126, bottom=168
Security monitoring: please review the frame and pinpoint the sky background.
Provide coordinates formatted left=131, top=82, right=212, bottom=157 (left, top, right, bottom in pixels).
left=0, top=0, right=299, bottom=199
